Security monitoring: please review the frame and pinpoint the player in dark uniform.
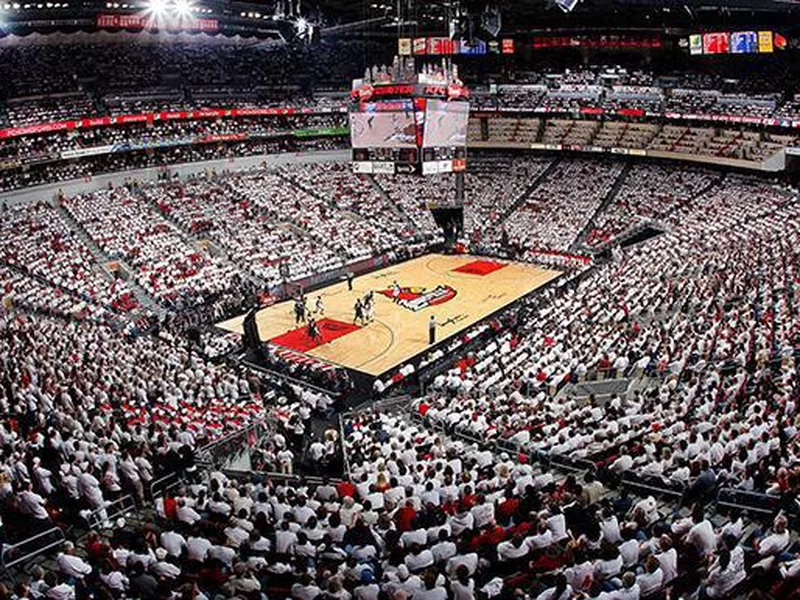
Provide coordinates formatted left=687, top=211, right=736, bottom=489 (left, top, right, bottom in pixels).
left=308, top=317, right=322, bottom=343
left=294, top=297, right=307, bottom=324
left=354, top=299, right=365, bottom=325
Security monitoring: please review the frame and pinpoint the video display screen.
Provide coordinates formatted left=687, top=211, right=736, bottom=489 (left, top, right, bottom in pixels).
left=423, top=100, right=469, bottom=148
left=349, top=101, right=417, bottom=149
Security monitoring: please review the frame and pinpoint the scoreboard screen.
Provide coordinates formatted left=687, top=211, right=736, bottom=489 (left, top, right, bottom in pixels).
left=423, top=100, right=469, bottom=148
left=350, top=91, right=469, bottom=175
left=349, top=101, right=417, bottom=149
left=349, top=78, right=470, bottom=175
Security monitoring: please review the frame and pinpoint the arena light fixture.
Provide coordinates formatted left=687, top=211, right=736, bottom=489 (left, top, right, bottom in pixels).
left=173, top=0, right=192, bottom=16
left=148, top=0, right=167, bottom=15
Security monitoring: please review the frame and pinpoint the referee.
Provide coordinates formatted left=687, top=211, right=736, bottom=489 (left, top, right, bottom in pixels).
left=428, top=315, right=436, bottom=345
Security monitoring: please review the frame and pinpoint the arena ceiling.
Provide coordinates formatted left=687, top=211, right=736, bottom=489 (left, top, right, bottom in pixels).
left=313, top=0, right=800, bottom=36
left=2, top=0, right=799, bottom=40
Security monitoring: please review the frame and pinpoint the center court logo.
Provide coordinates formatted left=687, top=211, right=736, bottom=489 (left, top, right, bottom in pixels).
left=378, top=285, right=457, bottom=312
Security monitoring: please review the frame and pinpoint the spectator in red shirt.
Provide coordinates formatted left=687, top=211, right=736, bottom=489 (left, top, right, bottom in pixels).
left=395, top=499, right=417, bottom=532
left=336, top=480, right=357, bottom=500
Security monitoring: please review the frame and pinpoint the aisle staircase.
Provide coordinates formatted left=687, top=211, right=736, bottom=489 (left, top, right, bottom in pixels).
left=493, top=156, right=562, bottom=231
left=367, top=174, right=422, bottom=235
left=571, top=160, right=634, bottom=252
left=52, top=202, right=164, bottom=315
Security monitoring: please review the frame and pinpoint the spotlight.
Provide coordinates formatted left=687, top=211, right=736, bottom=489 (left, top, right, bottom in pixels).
left=148, top=0, right=167, bottom=15
left=173, top=0, right=192, bottom=16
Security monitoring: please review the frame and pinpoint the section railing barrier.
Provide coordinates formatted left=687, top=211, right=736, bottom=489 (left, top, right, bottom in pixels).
left=342, top=394, right=413, bottom=419
left=222, top=468, right=341, bottom=487
left=716, top=486, right=791, bottom=518
left=338, top=413, right=352, bottom=481
left=1, top=526, right=65, bottom=583
left=621, top=473, right=684, bottom=500
left=150, top=472, right=185, bottom=501
left=495, top=438, right=522, bottom=456
left=548, top=454, right=596, bottom=474
left=197, top=418, right=276, bottom=469
left=85, top=493, right=140, bottom=531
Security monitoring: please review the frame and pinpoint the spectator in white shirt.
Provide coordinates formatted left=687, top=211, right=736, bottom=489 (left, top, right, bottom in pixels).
left=56, top=543, right=92, bottom=580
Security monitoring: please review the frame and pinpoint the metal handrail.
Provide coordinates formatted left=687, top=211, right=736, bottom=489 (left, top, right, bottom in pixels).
left=1, top=526, right=65, bottom=582
left=150, top=472, right=184, bottom=500
left=338, top=413, right=351, bottom=481
left=715, top=486, right=788, bottom=517
left=221, top=468, right=341, bottom=487
left=620, top=473, right=684, bottom=499
left=197, top=418, right=275, bottom=469
left=86, top=493, right=139, bottom=530
left=548, top=454, right=596, bottom=474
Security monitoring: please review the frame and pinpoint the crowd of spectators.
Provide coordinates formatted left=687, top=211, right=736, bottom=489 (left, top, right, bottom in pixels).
left=2, top=31, right=800, bottom=600
left=463, top=156, right=554, bottom=241
left=483, top=158, right=625, bottom=255
left=273, top=165, right=423, bottom=260
left=142, top=177, right=344, bottom=290
left=0, top=156, right=441, bottom=333
left=285, top=163, right=430, bottom=245
left=0, top=136, right=349, bottom=194
left=372, top=175, right=453, bottom=237
left=0, top=201, right=139, bottom=314
left=144, top=395, right=798, bottom=600
left=0, top=112, right=346, bottom=172
left=424, top=174, right=799, bottom=502
left=0, top=144, right=796, bottom=600
left=0, top=38, right=389, bottom=102
left=0, top=310, right=274, bottom=539
left=583, top=163, right=719, bottom=247
left=61, top=185, right=246, bottom=308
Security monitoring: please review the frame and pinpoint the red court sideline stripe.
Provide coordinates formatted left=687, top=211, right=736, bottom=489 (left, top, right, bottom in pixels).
left=269, top=318, right=360, bottom=352
left=453, top=260, right=507, bottom=276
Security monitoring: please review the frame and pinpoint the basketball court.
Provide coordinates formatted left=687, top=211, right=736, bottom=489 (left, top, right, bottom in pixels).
left=217, top=254, right=561, bottom=376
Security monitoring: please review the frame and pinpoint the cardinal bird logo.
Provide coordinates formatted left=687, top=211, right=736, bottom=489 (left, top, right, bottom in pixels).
left=378, top=285, right=457, bottom=312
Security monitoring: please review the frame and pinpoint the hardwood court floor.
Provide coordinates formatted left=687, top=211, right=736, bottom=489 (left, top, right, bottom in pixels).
left=217, top=254, right=562, bottom=377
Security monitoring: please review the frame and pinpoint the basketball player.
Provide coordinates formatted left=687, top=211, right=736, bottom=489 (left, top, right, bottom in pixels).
left=391, top=281, right=401, bottom=304
left=294, top=298, right=306, bottom=325
left=314, top=296, right=325, bottom=315
left=308, top=317, right=322, bottom=343
left=354, top=299, right=365, bottom=325
left=362, top=292, right=374, bottom=323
